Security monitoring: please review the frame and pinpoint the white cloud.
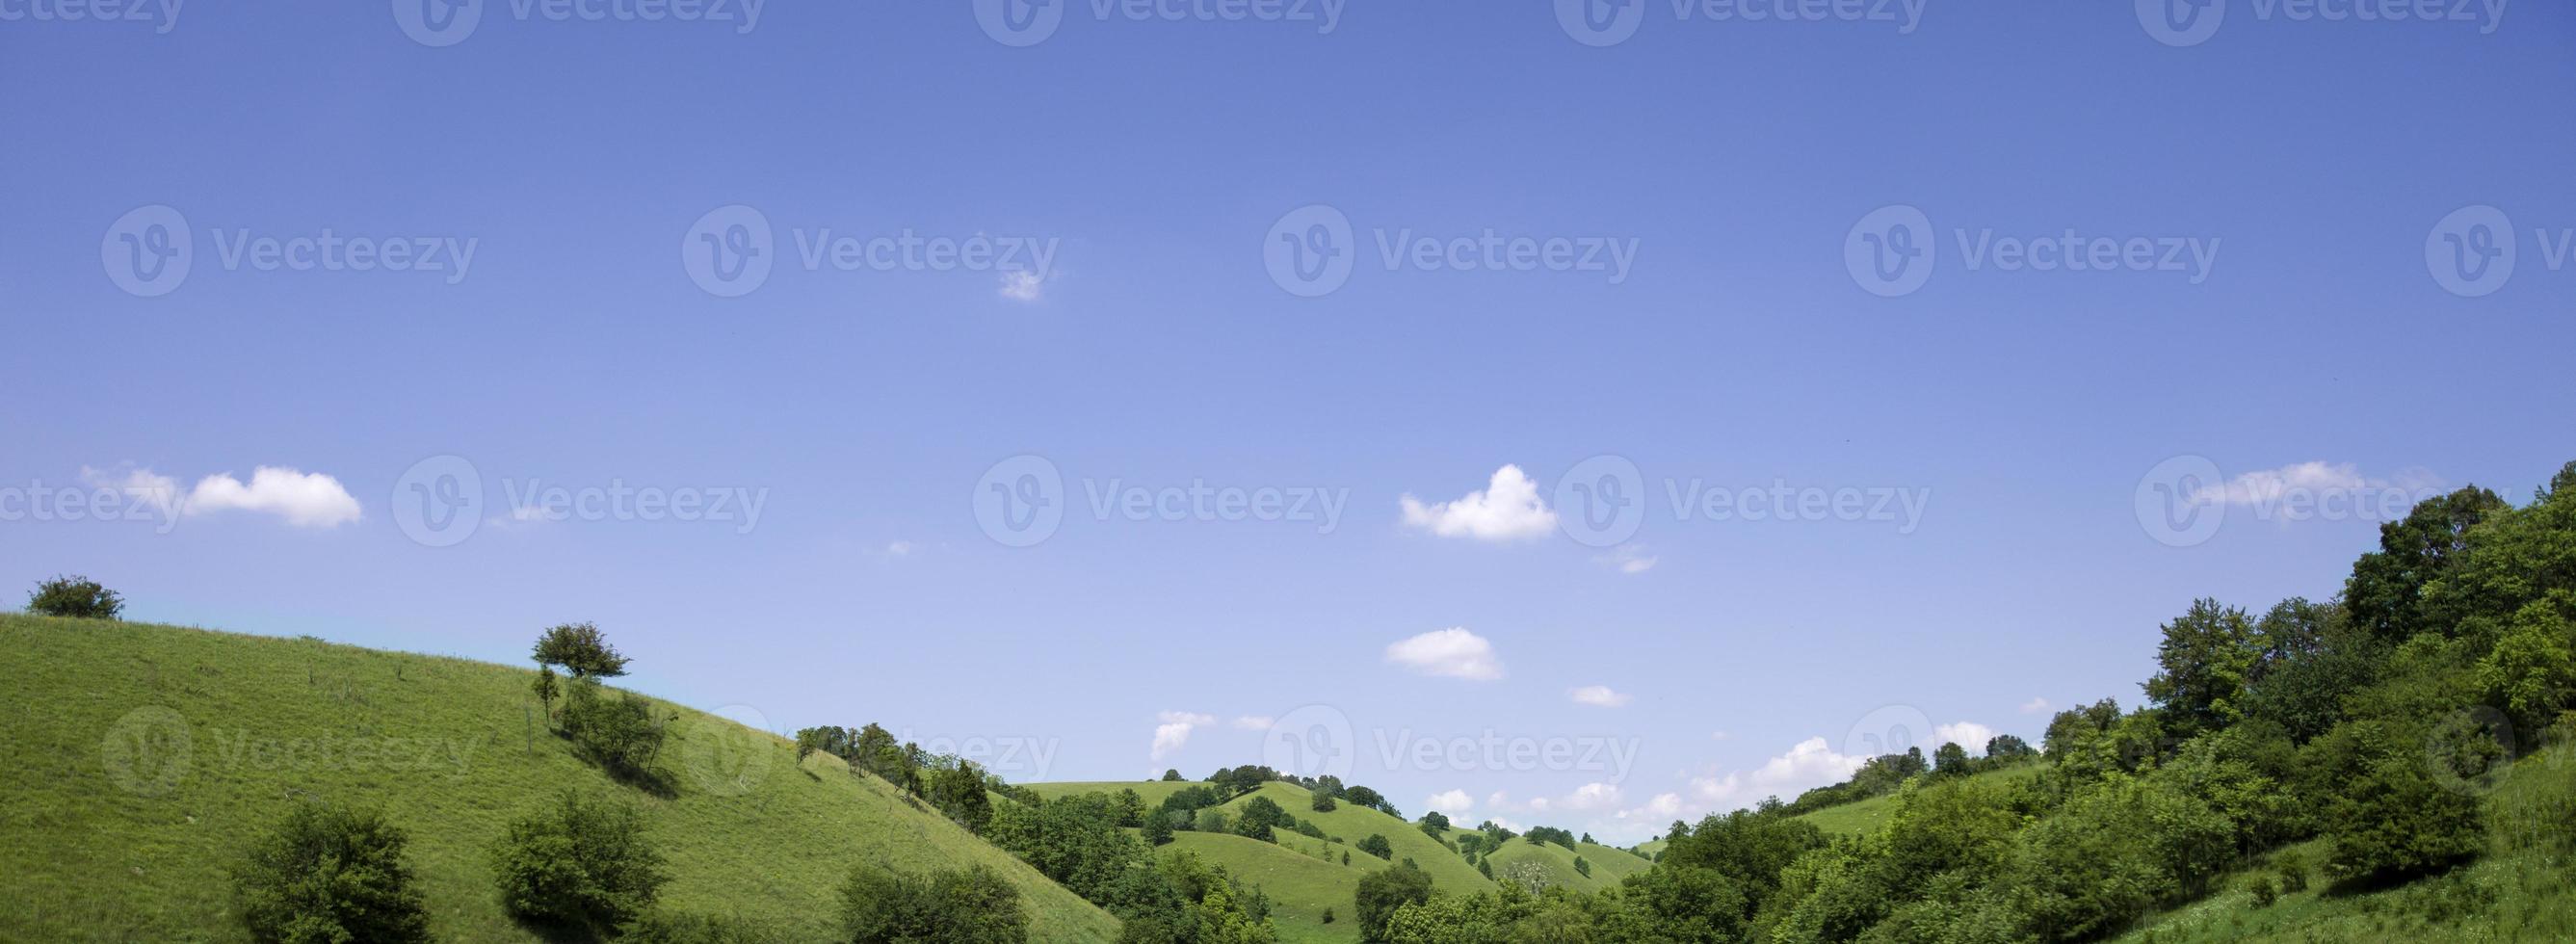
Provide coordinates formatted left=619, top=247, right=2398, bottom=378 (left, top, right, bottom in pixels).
left=1628, top=737, right=1869, bottom=823
left=1569, top=685, right=1634, bottom=708
left=1400, top=465, right=1557, bottom=541
left=2186, top=460, right=2440, bottom=512
left=998, top=270, right=1047, bottom=302
left=1564, top=782, right=1623, bottom=811
left=1425, top=789, right=1474, bottom=815
left=886, top=540, right=915, bottom=557
left=2018, top=696, right=2051, bottom=715
left=1231, top=716, right=1274, bottom=731
left=1597, top=543, right=1659, bottom=574
left=1384, top=627, right=1505, bottom=681
left=1711, top=730, right=1732, bottom=741
left=1151, top=711, right=1216, bottom=762
left=90, top=465, right=360, bottom=528
left=1933, top=721, right=1997, bottom=755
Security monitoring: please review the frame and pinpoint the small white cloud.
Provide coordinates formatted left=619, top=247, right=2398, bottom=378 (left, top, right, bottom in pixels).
left=1933, top=721, right=1997, bottom=755
left=2018, top=696, right=2051, bottom=715
left=1563, top=782, right=1623, bottom=811
left=1636, top=737, right=1871, bottom=822
left=1711, top=730, right=1732, bottom=741
left=1231, top=716, right=1274, bottom=731
left=1528, top=797, right=1552, bottom=811
left=1151, top=711, right=1217, bottom=762
left=1425, top=789, right=1474, bottom=815
left=1400, top=465, right=1557, bottom=542
left=1597, top=544, right=1659, bottom=574
left=81, top=466, right=183, bottom=517
left=1569, top=685, right=1634, bottom=708
left=886, top=540, right=915, bottom=557
left=85, top=464, right=361, bottom=528
left=998, top=270, right=1047, bottom=302
left=1385, top=627, right=1505, bottom=681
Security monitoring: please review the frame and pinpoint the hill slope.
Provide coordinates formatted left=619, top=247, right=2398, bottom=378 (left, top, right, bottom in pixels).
left=0, top=616, right=1121, bottom=942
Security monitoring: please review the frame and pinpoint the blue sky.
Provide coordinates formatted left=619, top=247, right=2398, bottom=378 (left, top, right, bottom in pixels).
left=3, top=1, right=2571, bottom=842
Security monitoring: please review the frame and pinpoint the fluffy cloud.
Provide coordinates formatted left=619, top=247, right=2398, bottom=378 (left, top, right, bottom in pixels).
left=2186, top=460, right=2438, bottom=511
left=1569, top=685, right=1633, bottom=708
left=87, top=465, right=360, bottom=528
left=1597, top=544, right=1659, bottom=574
left=1400, top=465, right=1557, bottom=541
left=1384, top=627, right=1505, bottom=681
left=1151, top=711, right=1216, bottom=761
left=998, top=270, right=1047, bottom=302
left=1933, top=721, right=1997, bottom=755
left=1425, top=789, right=1475, bottom=815
left=885, top=540, right=915, bottom=556
left=2019, top=696, right=2051, bottom=714
left=1626, top=737, right=1870, bottom=823
left=1563, top=782, right=1623, bottom=811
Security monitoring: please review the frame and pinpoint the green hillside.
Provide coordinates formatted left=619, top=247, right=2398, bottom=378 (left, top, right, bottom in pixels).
left=1479, top=838, right=1639, bottom=893
left=1158, top=832, right=1366, bottom=944
left=1791, top=762, right=2049, bottom=838
left=0, top=615, right=1121, bottom=942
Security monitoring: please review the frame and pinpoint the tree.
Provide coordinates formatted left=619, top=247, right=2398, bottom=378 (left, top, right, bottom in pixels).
left=1932, top=742, right=1971, bottom=776
left=1418, top=810, right=1450, bottom=833
left=926, top=761, right=994, bottom=834
left=234, top=802, right=431, bottom=944
left=838, top=864, right=1027, bottom=943
left=2144, top=599, right=2259, bottom=739
left=532, top=622, right=631, bottom=678
left=2478, top=601, right=2576, bottom=734
left=488, top=791, right=669, bottom=933
left=1573, top=855, right=1591, bottom=878
left=559, top=677, right=670, bottom=784
left=2346, top=486, right=2508, bottom=642
left=2327, top=753, right=2486, bottom=883
left=1234, top=796, right=1292, bottom=842
left=26, top=574, right=121, bottom=619
left=532, top=666, right=560, bottom=717
left=1310, top=791, right=1337, bottom=813
left=1354, top=863, right=1433, bottom=942
left=1985, top=734, right=2035, bottom=760
left=1161, top=769, right=1185, bottom=781
left=1142, top=810, right=1176, bottom=847
left=1357, top=833, right=1393, bottom=860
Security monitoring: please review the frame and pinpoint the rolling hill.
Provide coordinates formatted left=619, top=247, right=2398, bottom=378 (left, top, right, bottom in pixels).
left=0, top=615, right=1122, bottom=942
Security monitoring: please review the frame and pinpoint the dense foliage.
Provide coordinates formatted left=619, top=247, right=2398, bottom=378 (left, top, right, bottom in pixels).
left=487, top=791, right=669, bottom=934
left=233, top=802, right=432, bottom=944
left=838, top=863, right=1028, bottom=943
left=532, top=621, right=632, bottom=677
left=26, top=574, right=121, bottom=619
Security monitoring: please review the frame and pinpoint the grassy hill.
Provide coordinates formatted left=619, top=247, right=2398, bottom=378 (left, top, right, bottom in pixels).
left=1479, top=838, right=1650, bottom=893
left=1787, top=763, right=2049, bottom=838
left=0, top=615, right=1122, bottom=942
left=1159, top=832, right=1367, bottom=944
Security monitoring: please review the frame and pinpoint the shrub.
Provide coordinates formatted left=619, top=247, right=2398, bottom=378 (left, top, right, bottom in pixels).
left=489, top=791, right=669, bottom=932
left=1354, top=863, right=1433, bottom=942
left=559, top=677, right=670, bottom=783
left=623, top=910, right=785, bottom=943
left=2326, top=755, right=2485, bottom=884
left=2247, top=874, right=2278, bottom=907
left=1573, top=855, right=1591, bottom=878
left=1357, top=833, right=1393, bottom=860
left=1312, top=792, right=1338, bottom=812
left=234, top=802, right=431, bottom=944
left=26, top=574, right=121, bottom=619
left=839, top=864, right=1027, bottom=943
left=2274, top=851, right=2309, bottom=892
left=1322, top=907, right=1334, bottom=924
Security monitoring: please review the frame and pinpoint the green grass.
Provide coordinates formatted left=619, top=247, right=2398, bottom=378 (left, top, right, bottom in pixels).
left=0, top=615, right=1122, bottom=943
left=1160, top=832, right=1369, bottom=944
left=1790, top=763, right=2049, bottom=838
left=1481, top=839, right=1620, bottom=893
left=2110, top=742, right=2576, bottom=943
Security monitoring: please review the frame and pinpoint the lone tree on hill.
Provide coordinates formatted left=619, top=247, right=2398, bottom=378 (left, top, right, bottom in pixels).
left=533, top=622, right=631, bottom=678
left=27, top=574, right=122, bottom=619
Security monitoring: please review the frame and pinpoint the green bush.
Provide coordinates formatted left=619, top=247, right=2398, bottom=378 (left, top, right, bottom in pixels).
left=2326, top=755, right=2485, bottom=884
left=488, top=791, right=669, bottom=932
left=1354, top=863, right=1433, bottom=942
left=234, top=802, right=431, bottom=944
left=622, top=910, right=786, bottom=943
left=1357, top=833, right=1393, bottom=860
left=2274, top=850, right=2309, bottom=892
left=560, top=676, right=670, bottom=783
left=532, top=621, right=632, bottom=677
left=838, top=864, right=1028, bottom=943
left=2247, top=874, right=2277, bottom=907
left=26, top=574, right=121, bottom=619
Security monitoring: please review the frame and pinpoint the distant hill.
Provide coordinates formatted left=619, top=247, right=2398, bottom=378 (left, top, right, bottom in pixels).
left=0, top=616, right=1121, bottom=942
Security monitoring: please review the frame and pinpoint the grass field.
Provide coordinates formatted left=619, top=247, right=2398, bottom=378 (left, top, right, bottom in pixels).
left=1478, top=838, right=1649, bottom=893
left=0, top=615, right=1121, bottom=942
left=1160, top=832, right=1368, bottom=943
